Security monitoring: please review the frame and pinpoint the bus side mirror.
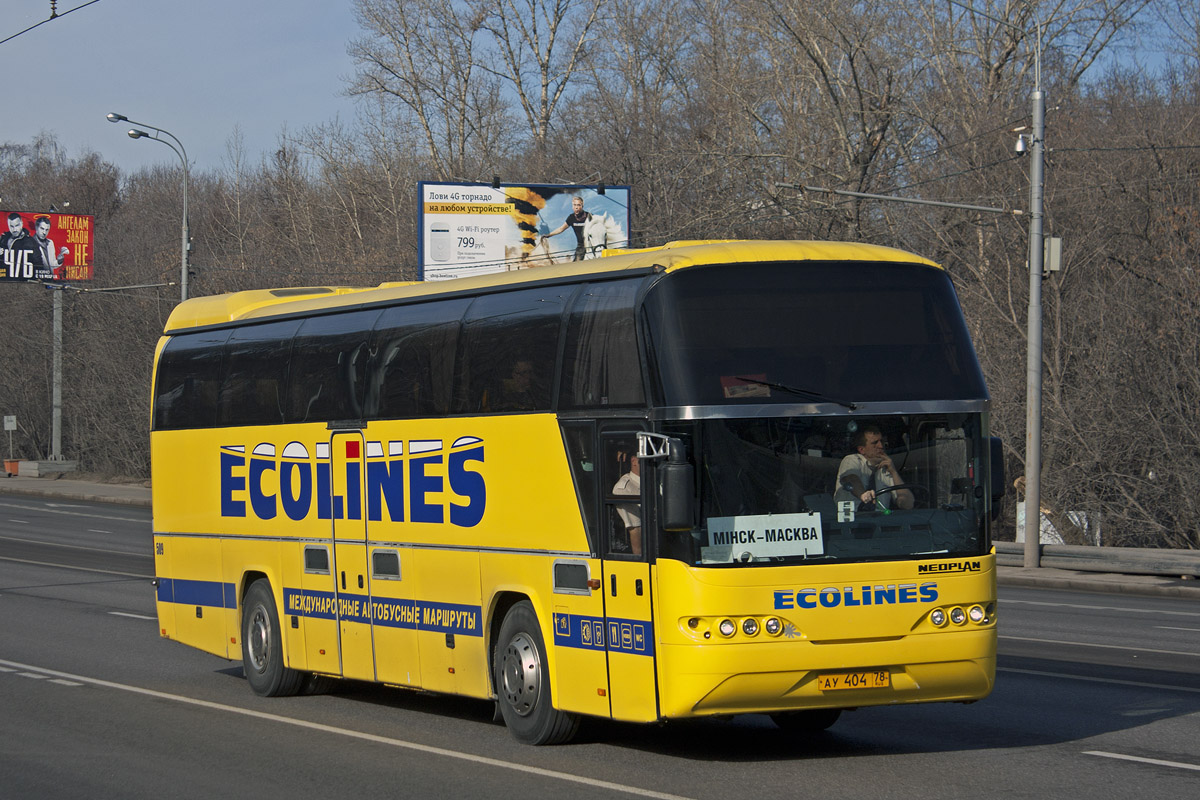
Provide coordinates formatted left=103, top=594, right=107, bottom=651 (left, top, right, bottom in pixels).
left=989, top=437, right=1005, bottom=520
left=659, top=439, right=694, bottom=531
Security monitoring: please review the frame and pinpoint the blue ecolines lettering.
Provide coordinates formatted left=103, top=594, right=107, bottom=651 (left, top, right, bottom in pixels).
left=220, top=439, right=486, bottom=526
left=772, top=583, right=939, bottom=610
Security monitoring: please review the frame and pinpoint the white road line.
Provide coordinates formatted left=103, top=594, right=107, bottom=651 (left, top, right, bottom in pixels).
left=88, top=529, right=112, bottom=534
left=1084, top=751, right=1200, bottom=772
left=0, top=555, right=150, bottom=579
left=1001, top=598, right=1200, bottom=618
left=0, top=658, right=694, bottom=800
left=50, top=679, right=84, bottom=687
left=1155, top=626, right=1200, bottom=633
left=998, top=667, right=1200, bottom=694
left=0, top=501, right=146, bottom=524
left=0, top=533, right=148, bottom=557
left=109, top=612, right=156, bottom=620
left=8, top=519, right=29, bottom=524
left=1000, top=635, right=1200, bottom=658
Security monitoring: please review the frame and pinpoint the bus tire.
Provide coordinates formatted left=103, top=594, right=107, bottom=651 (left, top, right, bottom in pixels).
left=242, top=579, right=304, bottom=697
left=494, top=600, right=579, bottom=745
left=771, top=708, right=842, bottom=732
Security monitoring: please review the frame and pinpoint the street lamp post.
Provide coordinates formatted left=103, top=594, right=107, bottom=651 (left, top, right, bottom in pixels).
left=106, top=112, right=190, bottom=302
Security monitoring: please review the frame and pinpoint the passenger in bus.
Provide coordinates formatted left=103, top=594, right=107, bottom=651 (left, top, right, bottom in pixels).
left=612, top=453, right=642, bottom=555
left=834, top=425, right=914, bottom=510
left=493, top=359, right=537, bottom=411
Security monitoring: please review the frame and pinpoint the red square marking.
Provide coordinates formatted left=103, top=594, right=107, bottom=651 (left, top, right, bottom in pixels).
left=346, top=440, right=360, bottom=459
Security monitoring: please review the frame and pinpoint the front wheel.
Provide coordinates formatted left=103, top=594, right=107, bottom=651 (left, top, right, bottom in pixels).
left=242, top=579, right=305, bottom=697
left=494, top=600, right=579, bottom=745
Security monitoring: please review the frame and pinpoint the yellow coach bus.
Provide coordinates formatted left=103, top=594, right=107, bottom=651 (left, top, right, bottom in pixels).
left=151, top=240, right=1004, bottom=744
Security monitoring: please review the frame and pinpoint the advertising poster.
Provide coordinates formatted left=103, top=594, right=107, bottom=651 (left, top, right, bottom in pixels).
left=418, top=181, right=631, bottom=281
left=0, top=210, right=95, bottom=281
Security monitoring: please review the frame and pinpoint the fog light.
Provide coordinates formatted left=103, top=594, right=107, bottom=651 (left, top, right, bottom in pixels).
left=718, top=619, right=736, bottom=637
left=688, top=617, right=700, bottom=629
left=764, top=617, right=782, bottom=635
left=930, top=609, right=947, bottom=627
left=742, top=618, right=759, bottom=636
left=968, top=605, right=985, bottom=623
left=949, top=607, right=966, bottom=625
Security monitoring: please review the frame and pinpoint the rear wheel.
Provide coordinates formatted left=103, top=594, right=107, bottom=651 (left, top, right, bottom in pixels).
left=771, top=708, right=842, bottom=732
left=494, top=601, right=579, bottom=745
left=242, top=579, right=305, bottom=697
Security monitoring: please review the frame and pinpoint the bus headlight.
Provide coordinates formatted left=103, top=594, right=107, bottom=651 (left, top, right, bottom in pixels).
left=949, top=607, right=966, bottom=625
left=764, top=617, right=782, bottom=635
left=742, top=618, right=759, bottom=636
left=718, top=619, right=736, bottom=637
left=930, top=609, right=947, bottom=627
left=968, top=605, right=986, bottom=623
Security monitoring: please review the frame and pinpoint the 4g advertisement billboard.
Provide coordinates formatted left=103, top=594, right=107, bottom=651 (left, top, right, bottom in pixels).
left=1, top=210, right=95, bottom=282
left=418, top=181, right=631, bottom=281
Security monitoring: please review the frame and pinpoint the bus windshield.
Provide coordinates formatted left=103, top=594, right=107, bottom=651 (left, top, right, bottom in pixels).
left=660, top=414, right=990, bottom=566
left=643, top=260, right=987, bottom=406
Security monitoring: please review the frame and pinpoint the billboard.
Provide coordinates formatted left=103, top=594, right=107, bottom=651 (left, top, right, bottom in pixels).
left=418, top=181, right=631, bottom=281
left=1, top=211, right=95, bottom=282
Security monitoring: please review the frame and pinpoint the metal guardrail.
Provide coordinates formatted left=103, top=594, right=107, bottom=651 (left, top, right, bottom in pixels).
left=995, top=541, right=1200, bottom=578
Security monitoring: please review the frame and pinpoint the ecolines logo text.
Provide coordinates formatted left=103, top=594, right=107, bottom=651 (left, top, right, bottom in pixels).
left=774, top=583, right=939, bottom=610
left=219, top=437, right=485, bottom=526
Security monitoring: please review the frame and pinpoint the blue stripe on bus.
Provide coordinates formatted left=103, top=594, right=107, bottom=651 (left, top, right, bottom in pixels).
left=281, top=588, right=482, bottom=636
left=553, top=612, right=655, bottom=657
left=156, top=578, right=237, bottom=609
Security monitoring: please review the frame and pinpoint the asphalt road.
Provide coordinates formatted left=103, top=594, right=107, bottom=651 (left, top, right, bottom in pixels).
left=1, top=495, right=1197, bottom=798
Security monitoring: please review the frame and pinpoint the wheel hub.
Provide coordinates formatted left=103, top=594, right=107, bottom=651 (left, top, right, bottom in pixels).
left=500, top=632, right=540, bottom=717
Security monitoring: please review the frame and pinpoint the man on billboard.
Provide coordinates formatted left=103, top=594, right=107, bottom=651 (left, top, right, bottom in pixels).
left=33, top=216, right=69, bottom=279
left=540, top=196, right=592, bottom=261
left=1, top=212, right=42, bottom=279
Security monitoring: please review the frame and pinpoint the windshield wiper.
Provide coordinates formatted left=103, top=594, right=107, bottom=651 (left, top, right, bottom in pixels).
left=734, top=376, right=857, bottom=410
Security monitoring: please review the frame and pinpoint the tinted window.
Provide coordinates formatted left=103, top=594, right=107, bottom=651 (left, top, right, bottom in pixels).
left=216, top=320, right=301, bottom=427
left=454, top=286, right=573, bottom=413
left=365, top=299, right=470, bottom=420
left=643, top=262, right=988, bottom=406
left=560, top=279, right=645, bottom=409
left=153, top=329, right=231, bottom=430
left=286, top=310, right=381, bottom=423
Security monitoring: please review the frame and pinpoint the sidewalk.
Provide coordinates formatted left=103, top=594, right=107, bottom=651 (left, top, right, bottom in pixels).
left=4, top=473, right=1199, bottom=599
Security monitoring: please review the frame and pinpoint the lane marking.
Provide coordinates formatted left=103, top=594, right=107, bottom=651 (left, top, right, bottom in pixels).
left=88, top=529, right=112, bottom=534
left=50, top=679, right=84, bottom=687
left=1001, top=598, right=1200, bottom=618
left=998, top=667, right=1200, bottom=694
left=1155, top=626, right=1200, bottom=633
left=1000, top=635, right=1200, bottom=658
left=0, top=501, right=147, bottom=524
left=0, top=555, right=150, bottom=579
left=0, top=658, right=694, bottom=800
left=8, top=519, right=29, bottom=524
left=109, top=612, right=156, bottom=621
left=1084, top=751, right=1200, bottom=772
left=0, top=533, right=150, bottom=557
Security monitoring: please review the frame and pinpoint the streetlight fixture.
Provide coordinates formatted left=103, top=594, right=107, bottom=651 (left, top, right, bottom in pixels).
left=107, top=112, right=191, bottom=302
left=943, top=1, right=1046, bottom=567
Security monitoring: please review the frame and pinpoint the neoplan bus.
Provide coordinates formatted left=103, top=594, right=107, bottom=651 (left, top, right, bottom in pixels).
left=151, top=239, right=1004, bottom=745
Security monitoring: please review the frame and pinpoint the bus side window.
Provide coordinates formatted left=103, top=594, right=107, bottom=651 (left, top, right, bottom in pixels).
left=560, top=423, right=598, bottom=552
left=286, top=310, right=381, bottom=423
left=366, top=299, right=468, bottom=420
left=153, top=329, right=230, bottom=431
left=604, top=438, right=642, bottom=556
left=560, top=279, right=645, bottom=409
left=453, top=287, right=572, bottom=414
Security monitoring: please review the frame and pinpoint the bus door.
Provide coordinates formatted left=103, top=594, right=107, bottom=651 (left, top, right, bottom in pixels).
left=365, top=440, right=422, bottom=689
left=331, top=429, right=375, bottom=681
left=600, top=429, right=658, bottom=722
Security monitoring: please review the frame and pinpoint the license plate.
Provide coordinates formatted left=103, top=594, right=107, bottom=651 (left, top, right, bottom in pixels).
left=817, top=670, right=890, bottom=691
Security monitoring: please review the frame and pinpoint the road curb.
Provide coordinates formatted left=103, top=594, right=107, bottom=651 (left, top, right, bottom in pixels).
left=998, top=569, right=1200, bottom=600
left=0, top=485, right=152, bottom=508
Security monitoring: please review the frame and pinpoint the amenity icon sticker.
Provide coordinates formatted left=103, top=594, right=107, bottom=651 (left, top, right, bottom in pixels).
left=703, top=513, right=825, bottom=563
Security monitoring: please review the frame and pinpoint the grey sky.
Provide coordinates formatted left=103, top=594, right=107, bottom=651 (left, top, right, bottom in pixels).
left=1, top=0, right=361, bottom=174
